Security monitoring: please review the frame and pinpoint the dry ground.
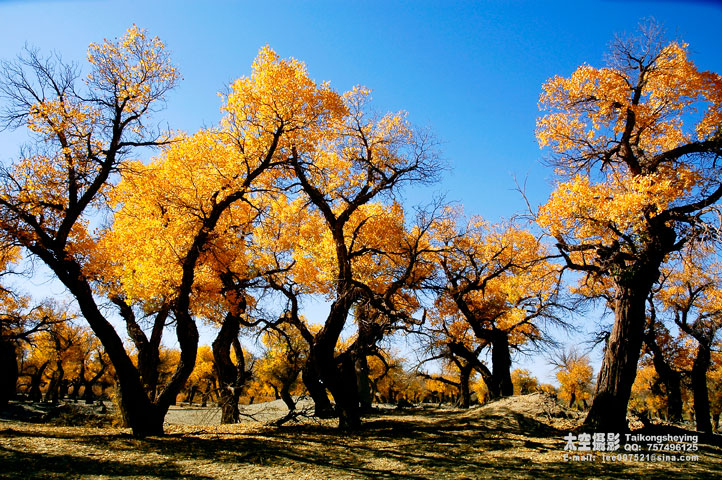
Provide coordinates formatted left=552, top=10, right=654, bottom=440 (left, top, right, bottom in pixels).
left=1, top=394, right=721, bottom=479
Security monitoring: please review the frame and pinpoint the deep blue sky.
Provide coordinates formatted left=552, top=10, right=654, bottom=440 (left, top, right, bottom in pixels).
left=1, top=0, right=721, bottom=382
left=2, top=1, right=720, bottom=219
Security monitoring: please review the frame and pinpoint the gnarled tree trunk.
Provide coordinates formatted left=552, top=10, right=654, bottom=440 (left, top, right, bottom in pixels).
left=584, top=286, right=649, bottom=432
left=691, top=345, right=712, bottom=433
left=302, top=358, right=333, bottom=418
left=212, top=310, right=248, bottom=424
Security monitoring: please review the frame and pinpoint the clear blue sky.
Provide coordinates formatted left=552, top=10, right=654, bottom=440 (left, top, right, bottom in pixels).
left=2, top=0, right=721, bottom=383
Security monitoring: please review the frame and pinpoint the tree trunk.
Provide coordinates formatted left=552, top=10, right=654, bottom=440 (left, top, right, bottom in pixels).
left=44, top=361, right=64, bottom=404
left=82, top=382, right=95, bottom=404
left=81, top=360, right=107, bottom=405
left=691, top=345, right=712, bottom=434
left=187, top=385, right=197, bottom=406
left=458, top=363, right=472, bottom=409
left=280, top=380, right=296, bottom=412
left=114, top=299, right=167, bottom=402
left=584, top=286, right=648, bottom=432
left=644, top=324, right=684, bottom=423
left=114, top=381, right=166, bottom=436
left=58, top=274, right=181, bottom=436
left=302, top=356, right=333, bottom=418
left=354, top=352, right=373, bottom=412
left=68, top=378, right=81, bottom=402
left=0, top=339, right=18, bottom=408
left=491, top=330, right=513, bottom=397
left=28, top=362, right=48, bottom=402
left=324, top=352, right=361, bottom=430
left=212, top=311, right=246, bottom=424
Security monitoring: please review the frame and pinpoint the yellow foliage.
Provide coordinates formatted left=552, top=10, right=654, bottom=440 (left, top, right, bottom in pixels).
left=556, top=355, right=594, bottom=409
left=511, top=368, right=539, bottom=395
left=536, top=34, right=722, bottom=296
left=630, top=364, right=666, bottom=416
left=431, top=216, right=561, bottom=349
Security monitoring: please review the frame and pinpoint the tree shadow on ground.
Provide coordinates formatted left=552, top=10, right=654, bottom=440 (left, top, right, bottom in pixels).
left=0, top=443, right=206, bottom=479
left=2, top=407, right=721, bottom=479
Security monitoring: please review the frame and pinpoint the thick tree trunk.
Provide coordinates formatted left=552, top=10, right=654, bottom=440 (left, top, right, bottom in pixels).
left=323, top=351, right=361, bottom=430
left=28, top=362, right=48, bottom=402
left=302, top=355, right=333, bottom=418
left=212, top=311, right=247, bottom=424
left=691, top=346, right=712, bottom=434
left=583, top=287, right=648, bottom=432
left=114, top=382, right=166, bottom=436
left=458, top=363, right=472, bottom=409
left=0, top=339, right=18, bottom=408
left=491, top=330, right=513, bottom=397
left=581, top=220, right=673, bottom=433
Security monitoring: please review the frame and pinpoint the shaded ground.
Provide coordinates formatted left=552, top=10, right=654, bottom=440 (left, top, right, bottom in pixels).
left=1, top=394, right=721, bottom=479
left=164, top=398, right=320, bottom=425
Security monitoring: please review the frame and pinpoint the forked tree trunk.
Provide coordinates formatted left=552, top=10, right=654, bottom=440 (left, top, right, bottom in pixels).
left=212, top=310, right=247, bottom=424
left=66, top=278, right=192, bottom=437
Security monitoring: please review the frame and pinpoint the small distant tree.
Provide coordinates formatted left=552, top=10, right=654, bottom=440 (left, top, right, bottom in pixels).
left=430, top=215, right=565, bottom=400
left=183, top=346, right=217, bottom=406
left=511, top=368, right=539, bottom=395
left=255, top=323, right=308, bottom=412
left=630, top=364, right=668, bottom=421
left=552, top=349, right=594, bottom=410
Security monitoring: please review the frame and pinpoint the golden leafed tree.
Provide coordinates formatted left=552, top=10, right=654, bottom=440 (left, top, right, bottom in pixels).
left=536, top=21, right=722, bottom=432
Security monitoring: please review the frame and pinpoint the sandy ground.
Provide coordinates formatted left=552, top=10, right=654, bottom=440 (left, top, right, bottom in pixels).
left=2, top=394, right=721, bottom=479
left=164, top=397, right=317, bottom=425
